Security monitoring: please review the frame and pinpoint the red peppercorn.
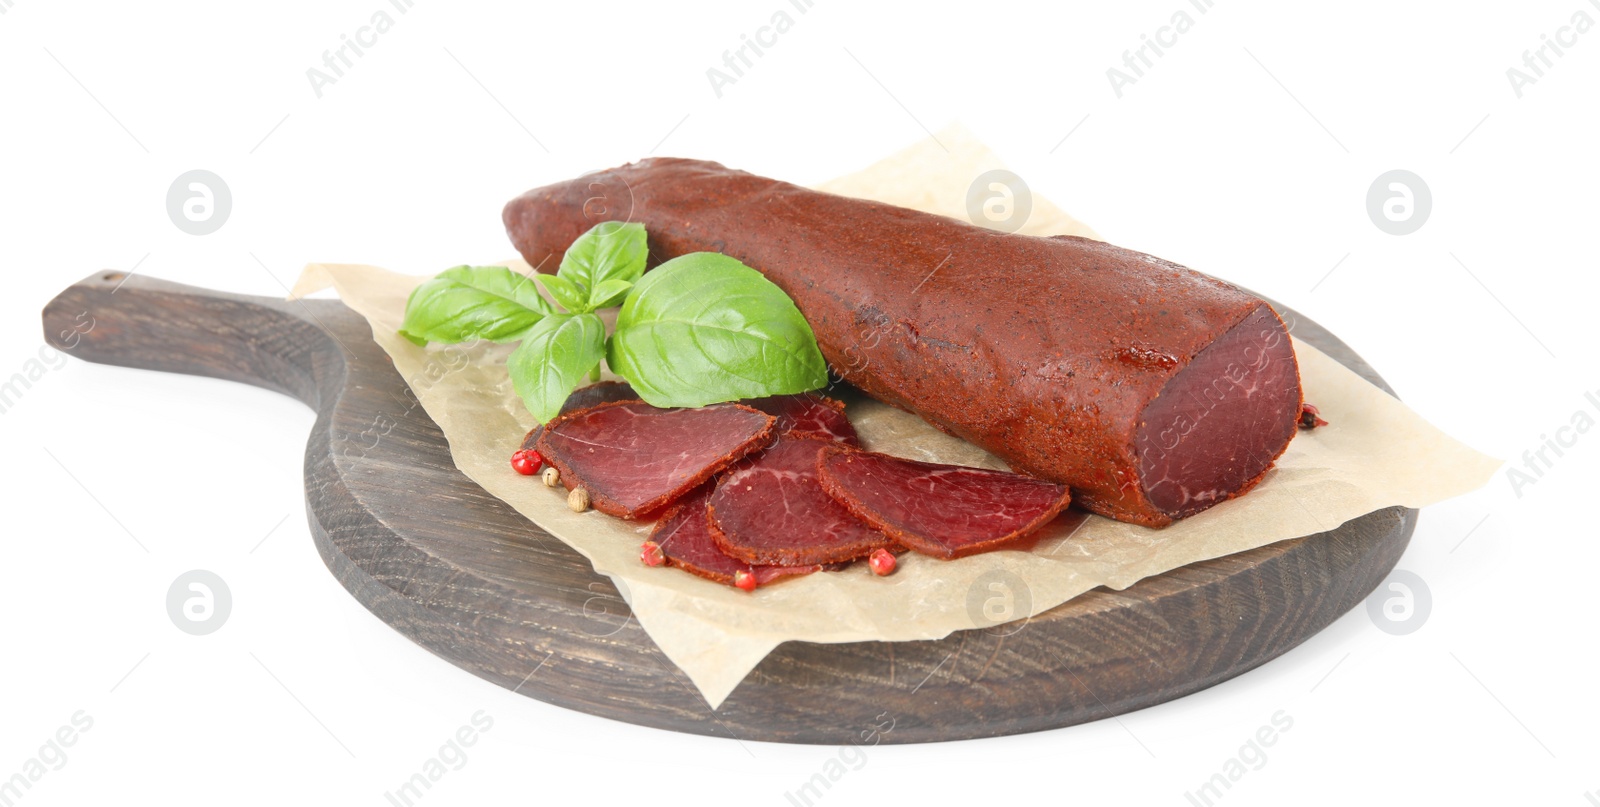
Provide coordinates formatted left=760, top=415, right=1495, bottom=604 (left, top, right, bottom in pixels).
left=733, top=569, right=757, bottom=592
left=868, top=548, right=897, bottom=576
left=510, top=449, right=542, bottom=475
left=1298, top=402, right=1329, bottom=430
left=640, top=541, right=666, bottom=568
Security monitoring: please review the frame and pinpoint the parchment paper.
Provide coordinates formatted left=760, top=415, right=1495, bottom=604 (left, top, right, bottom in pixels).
left=291, top=125, right=1500, bottom=708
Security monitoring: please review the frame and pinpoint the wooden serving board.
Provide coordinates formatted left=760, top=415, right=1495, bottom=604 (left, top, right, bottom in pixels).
left=42, top=271, right=1414, bottom=745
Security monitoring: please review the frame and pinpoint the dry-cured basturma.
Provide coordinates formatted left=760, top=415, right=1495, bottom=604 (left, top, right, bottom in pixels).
left=534, top=400, right=774, bottom=519
left=707, top=437, right=893, bottom=565
left=650, top=487, right=828, bottom=587
left=505, top=159, right=1303, bottom=527
left=817, top=446, right=1073, bottom=559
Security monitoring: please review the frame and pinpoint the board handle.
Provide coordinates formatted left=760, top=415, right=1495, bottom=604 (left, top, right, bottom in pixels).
left=40, top=271, right=344, bottom=408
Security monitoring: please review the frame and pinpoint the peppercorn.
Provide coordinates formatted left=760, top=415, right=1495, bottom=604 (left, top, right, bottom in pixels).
left=868, top=548, right=897, bottom=576
left=640, top=541, right=666, bottom=567
left=510, top=449, right=542, bottom=476
left=733, top=569, right=757, bottom=592
left=1299, top=402, right=1329, bottom=430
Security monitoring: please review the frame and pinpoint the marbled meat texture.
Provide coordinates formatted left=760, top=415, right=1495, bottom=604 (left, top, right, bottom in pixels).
left=707, top=436, right=894, bottom=565
left=534, top=400, right=774, bottom=519
left=817, top=446, right=1073, bottom=559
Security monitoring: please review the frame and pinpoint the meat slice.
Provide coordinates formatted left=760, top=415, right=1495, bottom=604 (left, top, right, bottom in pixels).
left=535, top=400, right=774, bottom=519
left=520, top=380, right=639, bottom=451
left=708, top=437, right=894, bottom=565
left=817, top=446, right=1073, bottom=559
left=740, top=392, right=860, bottom=445
left=649, top=488, right=827, bottom=587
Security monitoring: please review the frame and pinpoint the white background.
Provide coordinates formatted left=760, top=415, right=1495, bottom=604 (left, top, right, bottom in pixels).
left=2, top=1, right=1596, bottom=804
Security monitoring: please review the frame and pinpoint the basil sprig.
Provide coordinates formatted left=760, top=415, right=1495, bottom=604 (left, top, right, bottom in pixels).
left=506, top=313, right=607, bottom=422
left=400, top=221, right=828, bottom=422
left=398, top=265, right=553, bottom=346
left=546, top=220, right=648, bottom=311
left=609, top=253, right=828, bottom=408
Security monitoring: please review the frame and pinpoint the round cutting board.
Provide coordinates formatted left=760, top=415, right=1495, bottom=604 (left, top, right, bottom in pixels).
left=42, top=271, right=1413, bottom=745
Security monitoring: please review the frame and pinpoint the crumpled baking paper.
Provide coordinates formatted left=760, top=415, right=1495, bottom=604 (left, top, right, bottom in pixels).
left=291, top=125, right=1500, bottom=708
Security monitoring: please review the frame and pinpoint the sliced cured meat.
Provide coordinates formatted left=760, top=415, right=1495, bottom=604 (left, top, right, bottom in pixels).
left=520, top=380, right=639, bottom=451
left=649, top=488, right=826, bottom=587
left=535, top=400, right=774, bottom=519
left=817, top=446, right=1073, bottom=559
left=707, top=437, right=893, bottom=565
left=739, top=392, right=860, bottom=445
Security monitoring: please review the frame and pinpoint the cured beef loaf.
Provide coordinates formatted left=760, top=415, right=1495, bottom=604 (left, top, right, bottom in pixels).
left=504, top=159, right=1302, bottom=527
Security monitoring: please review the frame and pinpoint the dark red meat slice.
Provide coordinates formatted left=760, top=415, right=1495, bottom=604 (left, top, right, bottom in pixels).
left=707, top=437, right=893, bottom=565
left=739, top=392, right=860, bottom=445
left=520, top=380, right=639, bottom=451
left=817, top=446, right=1073, bottom=559
left=650, top=488, right=827, bottom=587
left=535, top=400, right=774, bottom=519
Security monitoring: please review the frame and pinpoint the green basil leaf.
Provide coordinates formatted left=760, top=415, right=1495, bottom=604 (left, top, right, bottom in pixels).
left=399, top=265, right=551, bottom=345
left=506, top=313, right=606, bottom=423
left=608, top=252, right=828, bottom=407
left=559, top=221, right=648, bottom=310
left=588, top=278, right=634, bottom=310
left=535, top=273, right=588, bottom=314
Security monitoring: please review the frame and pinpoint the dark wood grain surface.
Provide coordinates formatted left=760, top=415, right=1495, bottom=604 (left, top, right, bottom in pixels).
left=41, top=271, right=1415, bottom=744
